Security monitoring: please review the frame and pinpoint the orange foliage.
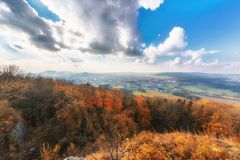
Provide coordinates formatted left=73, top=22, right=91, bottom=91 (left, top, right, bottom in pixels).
left=115, top=112, right=136, bottom=137
left=40, top=144, right=61, bottom=160
left=135, top=96, right=151, bottom=128
left=95, top=88, right=104, bottom=108
left=89, top=132, right=240, bottom=160
left=1, top=67, right=240, bottom=159
left=104, top=91, right=114, bottom=111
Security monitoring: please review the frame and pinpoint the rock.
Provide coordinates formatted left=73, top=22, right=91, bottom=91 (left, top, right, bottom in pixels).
left=64, top=156, right=85, bottom=160
left=11, top=122, right=25, bottom=144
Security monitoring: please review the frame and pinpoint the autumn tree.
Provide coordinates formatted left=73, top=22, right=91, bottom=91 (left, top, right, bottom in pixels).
left=207, top=112, right=234, bottom=137
left=113, top=91, right=123, bottom=113
left=104, top=91, right=114, bottom=111
left=63, top=105, right=97, bottom=148
left=15, top=78, right=62, bottom=126
left=0, top=101, right=23, bottom=160
left=134, top=95, right=151, bottom=129
left=94, top=88, right=104, bottom=108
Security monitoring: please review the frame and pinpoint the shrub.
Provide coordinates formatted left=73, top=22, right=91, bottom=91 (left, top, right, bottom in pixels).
left=0, top=65, right=22, bottom=80
left=40, top=144, right=61, bottom=160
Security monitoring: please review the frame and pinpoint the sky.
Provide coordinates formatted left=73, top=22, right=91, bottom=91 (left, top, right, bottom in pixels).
left=0, top=0, right=240, bottom=73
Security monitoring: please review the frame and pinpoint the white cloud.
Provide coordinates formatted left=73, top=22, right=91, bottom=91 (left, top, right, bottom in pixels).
left=0, top=2, right=10, bottom=13
left=1, top=0, right=156, bottom=56
left=167, top=57, right=182, bottom=66
left=1, top=0, right=239, bottom=74
left=135, top=58, right=145, bottom=64
left=142, top=27, right=220, bottom=69
left=139, top=0, right=164, bottom=10
left=144, top=27, right=186, bottom=63
left=161, top=57, right=183, bottom=67
left=193, top=58, right=219, bottom=66
left=183, top=48, right=219, bottom=65
left=223, top=61, right=240, bottom=69
left=0, top=0, right=68, bottom=52
left=1, top=0, right=160, bottom=73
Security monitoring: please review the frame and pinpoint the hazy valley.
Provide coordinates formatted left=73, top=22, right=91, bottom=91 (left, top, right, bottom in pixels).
left=41, top=71, right=240, bottom=104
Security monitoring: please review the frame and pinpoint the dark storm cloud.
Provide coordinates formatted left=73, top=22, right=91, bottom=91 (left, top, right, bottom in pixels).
left=70, top=57, right=82, bottom=63
left=0, top=0, right=143, bottom=56
left=89, top=41, right=114, bottom=54
left=72, top=0, right=142, bottom=56
left=12, top=44, right=23, bottom=50
left=125, top=47, right=142, bottom=56
left=0, top=0, right=63, bottom=51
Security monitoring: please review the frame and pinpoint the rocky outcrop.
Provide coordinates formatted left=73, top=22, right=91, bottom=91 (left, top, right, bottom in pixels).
left=11, top=122, right=25, bottom=144
left=64, top=156, right=85, bottom=160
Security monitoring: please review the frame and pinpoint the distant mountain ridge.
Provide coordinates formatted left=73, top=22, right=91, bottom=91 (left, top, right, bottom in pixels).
left=38, top=71, right=240, bottom=104
left=40, top=71, right=240, bottom=83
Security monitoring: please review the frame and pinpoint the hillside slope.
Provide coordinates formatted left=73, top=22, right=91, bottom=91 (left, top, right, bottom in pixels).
left=86, top=132, right=240, bottom=160
left=0, top=66, right=240, bottom=159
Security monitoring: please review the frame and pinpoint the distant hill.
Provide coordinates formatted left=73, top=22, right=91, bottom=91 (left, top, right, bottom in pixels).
left=39, top=71, right=240, bottom=103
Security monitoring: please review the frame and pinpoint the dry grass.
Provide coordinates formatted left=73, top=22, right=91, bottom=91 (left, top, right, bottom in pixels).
left=86, top=132, right=240, bottom=160
left=235, top=104, right=240, bottom=109
left=133, top=90, right=186, bottom=100
left=196, top=99, right=240, bottom=115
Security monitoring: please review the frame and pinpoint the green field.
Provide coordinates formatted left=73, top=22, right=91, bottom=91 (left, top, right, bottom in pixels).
left=133, top=90, right=186, bottom=100
left=181, top=84, right=240, bottom=103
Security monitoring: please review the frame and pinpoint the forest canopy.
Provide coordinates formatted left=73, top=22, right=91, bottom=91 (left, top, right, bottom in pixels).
left=0, top=65, right=239, bottom=160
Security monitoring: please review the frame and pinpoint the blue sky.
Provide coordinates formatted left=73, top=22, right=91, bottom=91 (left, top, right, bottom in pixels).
left=0, top=0, right=240, bottom=73
left=138, top=0, right=240, bottom=62
left=25, top=0, right=240, bottom=57
left=26, top=0, right=60, bottom=21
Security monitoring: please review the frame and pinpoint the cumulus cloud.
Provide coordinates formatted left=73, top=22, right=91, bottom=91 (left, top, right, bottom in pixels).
left=139, top=0, right=164, bottom=10
left=0, top=0, right=65, bottom=51
left=0, top=0, right=167, bottom=72
left=183, top=48, right=219, bottom=65
left=40, top=0, right=144, bottom=56
left=194, top=58, right=219, bottom=66
left=1, top=0, right=237, bottom=73
left=142, top=26, right=220, bottom=67
left=1, top=0, right=164, bottom=56
left=166, top=57, right=182, bottom=66
left=144, top=27, right=187, bottom=63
